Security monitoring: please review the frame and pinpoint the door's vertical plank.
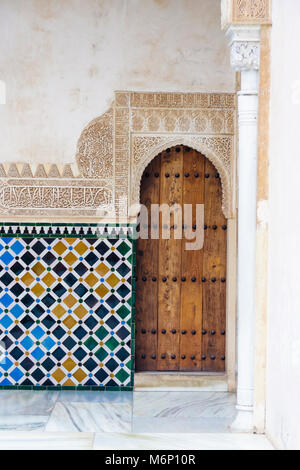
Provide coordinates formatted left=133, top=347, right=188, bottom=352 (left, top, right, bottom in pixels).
left=157, top=147, right=183, bottom=371
left=179, top=148, right=204, bottom=371
left=202, top=159, right=227, bottom=372
left=135, top=156, right=160, bottom=371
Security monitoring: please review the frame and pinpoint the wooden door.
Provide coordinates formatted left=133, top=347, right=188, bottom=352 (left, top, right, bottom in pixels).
left=135, top=146, right=227, bottom=372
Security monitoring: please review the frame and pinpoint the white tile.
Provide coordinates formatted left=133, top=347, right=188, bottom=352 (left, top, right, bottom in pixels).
left=45, top=402, right=132, bottom=432
left=0, top=432, right=94, bottom=450
left=93, top=432, right=274, bottom=450
left=133, top=391, right=236, bottom=418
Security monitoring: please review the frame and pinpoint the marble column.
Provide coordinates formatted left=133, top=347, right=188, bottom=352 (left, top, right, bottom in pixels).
left=226, top=25, right=261, bottom=432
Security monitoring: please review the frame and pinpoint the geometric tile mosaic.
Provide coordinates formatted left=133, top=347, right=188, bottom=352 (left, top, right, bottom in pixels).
left=0, top=225, right=134, bottom=389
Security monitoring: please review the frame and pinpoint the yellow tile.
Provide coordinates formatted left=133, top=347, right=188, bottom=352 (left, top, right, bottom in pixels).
left=42, top=272, right=56, bottom=287
left=31, top=283, right=45, bottom=297
left=63, top=378, right=76, bottom=386
left=52, top=241, right=67, bottom=255
left=63, top=315, right=77, bottom=329
left=74, top=305, right=88, bottom=319
left=62, top=358, right=76, bottom=372
left=74, top=241, right=88, bottom=256
left=64, top=238, right=77, bottom=245
left=84, top=273, right=98, bottom=287
left=64, top=252, right=78, bottom=266
left=31, top=262, right=46, bottom=276
left=21, top=272, right=35, bottom=286
left=106, top=273, right=120, bottom=288
left=52, top=369, right=66, bottom=383
left=95, top=284, right=109, bottom=297
left=73, top=368, right=87, bottom=383
left=52, top=304, right=67, bottom=319
left=95, top=263, right=109, bottom=276
left=63, top=294, right=77, bottom=308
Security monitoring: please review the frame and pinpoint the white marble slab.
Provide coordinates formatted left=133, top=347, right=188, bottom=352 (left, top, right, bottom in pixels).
left=133, top=392, right=236, bottom=418
left=93, top=432, right=274, bottom=450
left=0, top=390, right=59, bottom=416
left=132, top=417, right=234, bottom=433
left=45, top=402, right=132, bottom=432
left=0, top=415, right=49, bottom=431
left=58, top=390, right=132, bottom=404
left=0, top=432, right=94, bottom=450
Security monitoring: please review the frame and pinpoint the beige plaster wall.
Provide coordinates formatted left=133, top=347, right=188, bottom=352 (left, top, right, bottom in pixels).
left=0, top=0, right=235, bottom=165
left=266, top=0, right=300, bottom=450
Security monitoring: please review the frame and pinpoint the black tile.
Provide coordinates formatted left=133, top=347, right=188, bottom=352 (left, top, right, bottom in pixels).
left=116, top=326, right=129, bottom=340
left=20, top=293, right=35, bottom=307
left=74, top=263, right=88, bottom=276
left=106, top=252, right=119, bottom=266
left=42, top=252, right=56, bottom=266
left=21, top=252, right=35, bottom=266
left=0, top=272, right=14, bottom=286
left=52, top=262, right=67, bottom=276
left=31, top=241, right=46, bottom=255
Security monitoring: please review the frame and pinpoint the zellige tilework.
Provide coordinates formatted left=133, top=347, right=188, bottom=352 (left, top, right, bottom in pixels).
left=0, top=225, right=134, bottom=389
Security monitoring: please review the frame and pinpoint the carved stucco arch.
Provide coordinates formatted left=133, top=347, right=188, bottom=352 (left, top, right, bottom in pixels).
left=131, top=135, right=232, bottom=219
left=0, top=91, right=235, bottom=220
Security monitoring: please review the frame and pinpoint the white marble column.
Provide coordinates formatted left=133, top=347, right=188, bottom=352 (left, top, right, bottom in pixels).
left=226, top=25, right=261, bottom=432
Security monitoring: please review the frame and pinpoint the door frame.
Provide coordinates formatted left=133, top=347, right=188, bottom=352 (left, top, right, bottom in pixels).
left=133, top=138, right=237, bottom=392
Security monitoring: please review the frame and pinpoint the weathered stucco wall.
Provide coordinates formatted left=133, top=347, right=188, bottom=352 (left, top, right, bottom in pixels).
left=0, top=0, right=235, bottom=165
left=266, top=0, right=300, bottom=450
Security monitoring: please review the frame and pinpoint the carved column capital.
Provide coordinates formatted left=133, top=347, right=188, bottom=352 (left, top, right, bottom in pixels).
left=226, top=25, right=260, bottom=72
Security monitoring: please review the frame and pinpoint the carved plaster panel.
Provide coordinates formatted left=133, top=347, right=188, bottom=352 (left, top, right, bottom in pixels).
left=222, top=0, right=272, bottom=29
left=0, top=92, right=236, bottom=221
left=76, top=107, right=114, bottom=178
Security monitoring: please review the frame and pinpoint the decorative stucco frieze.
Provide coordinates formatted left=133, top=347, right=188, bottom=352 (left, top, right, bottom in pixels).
left=130, top=109, right=235, bottom=135
left=0, top=92, right=236, bottom=221
left=129, top=92, right=235, bottom=109
left=0, top=178, right=113, bottom=216
left=221, top=0, right=272, bottom=29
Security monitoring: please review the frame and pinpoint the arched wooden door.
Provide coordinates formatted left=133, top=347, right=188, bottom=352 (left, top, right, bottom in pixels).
left=135, top=146, right=227, bottom=372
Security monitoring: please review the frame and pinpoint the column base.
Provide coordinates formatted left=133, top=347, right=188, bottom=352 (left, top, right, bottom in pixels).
left=230, top=405, right=254, bottom=433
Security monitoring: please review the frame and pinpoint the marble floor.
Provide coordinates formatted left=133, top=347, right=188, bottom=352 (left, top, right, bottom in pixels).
left=0, top=390, right=274, bottom=450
